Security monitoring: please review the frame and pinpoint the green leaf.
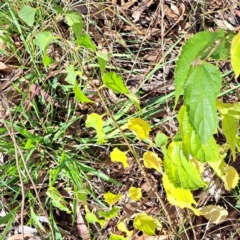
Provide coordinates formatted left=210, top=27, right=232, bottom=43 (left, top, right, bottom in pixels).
left=155, top=132, right=168, bottom=147
left=43, top=51, right=55, bottom=67
left=74, top=80, right=93, bottom=103
left=33, top=31, right=54, bottom=51
left=18, top=5, right=36, bottom=27
left=98, top=206, right=119, bottom=220
left=77, top=34, right=96, bottom=51
left=222, top=114, right=238, bottom=161
left=163, top=142, right=205, bottom=190
left=64, top=11, right=83, bottom=38
left=125, top=93, right=142, bottom=113
left=85, top=206, right=106, bottom=228
left=66, top=65, right=76, bottom=85
left=86, top=113, right=105, bottom=143
left=174, top=30, right=224, bottom=107
left=30, top=205, right=45, bottom=232
left=102, top=72, right=129, bottom=94
left=0, top=207, right=18, bottom=224
left=97, top=51, right=109, bottom=75
left=178, top=105, right=219, bottom=162
left=109, top=234, right=128, bottom=240
left=231, top=32, right=240, bottom=78
left=46, top=186, right=71, bottom=214
left=133, top=213, right=156, bottom=236
left=217, top=100, right=240, bottom=118
left=211, top=40, right=230, bottom=60
left=184, top=62, right=222, bottom=143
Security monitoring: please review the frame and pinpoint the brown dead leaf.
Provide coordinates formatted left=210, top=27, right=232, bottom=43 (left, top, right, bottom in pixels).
left=0, top=62, right=15, bottom=73
left=77, top=206, right=90, bottom=240
left=132, top=0, right=154, bottom=22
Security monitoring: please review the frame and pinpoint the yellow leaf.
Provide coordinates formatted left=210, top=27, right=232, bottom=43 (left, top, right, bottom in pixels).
left=191, top=159, right=205, bottom=175
left=198, top=205, right=228, bottom=224
left=133, top=212, right=156, bottom=236
left=128, top=187, right=142, bottom=201
left=110, top=148, right=129, bottom=168
left=143, top=151, right=162, bottom=173
left=208, top=154, right=239, bottom=191
left=222, top=165, right=239, bottom=191
left=231, top=32, right=240, bottom=78
left=104, top=192, right=122, bottom=206
left=86, top=113, right=105, bottom=143
left=128, top=118, right=151, bottom=140
left=117, top=222, right=133, bottom=237
left=162, top=174, right=199, bottom=215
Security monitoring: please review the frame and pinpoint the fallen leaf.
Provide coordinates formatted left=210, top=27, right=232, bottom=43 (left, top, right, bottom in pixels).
left=198, top=205, right=228, bottom=224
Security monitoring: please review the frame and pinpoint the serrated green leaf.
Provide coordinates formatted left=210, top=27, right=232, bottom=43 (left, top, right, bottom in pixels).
left=222, top=114, right=238, bottom=160
left=184, top=62, right=222, bottom=143
left=155, top=132, right=168, bottom=147
left=178, top=105, right=219, bottom=162
left=231, top=32, right=240, bottom=78
left=64, top=11, right=83, bottom=38
left=163, top=142, right=205, bottom=190
left=98, top=206, right=119, bottom=220
left=133, top=213, right=156, bottom=236
left=86, top=113, right=105, bottom=143
left=109, top=234, right=128, bottom=240
left=174, top=30, right=224, bottom=107
left=18, top=5, right=36, bottom=27
left=77, top=34, right=96, bottom=51
left=102, top=72, right=129, bottom=94
left=33, top=31, right=55, bottom=51
left=46, top=186, right=71, bottom=214
left=211, top=40, right=230, bottom=60
left=97, top=52, right=109, bottom=75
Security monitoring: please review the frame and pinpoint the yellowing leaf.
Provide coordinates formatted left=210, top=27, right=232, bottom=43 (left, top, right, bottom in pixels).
left=117, top=222, right=133, bottom=237
left=109, top=234, right=128, bottom=240
left=162, top=174, right=200, bottom=215
left=104, top=192, right=122, bottom=206
left=191, top=159, right=205, bottom=175
left=208, top=153, right=239, bottom=191
left=128, top=118, right=151, bottom=140
left=110, top=148, right=129, bottom=168
left=231, top=32, right=240, bottom=78
left=133, top=213, right=156, bottom=236
left=199, top=205, right=228, bottom=224
left=143, top=151, right=162, bottom=173
left=86, top=113, right=105, bottom=143
left=128, top=187, right=142, bottom=201
left=223, top=165, right=239, bottom=191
